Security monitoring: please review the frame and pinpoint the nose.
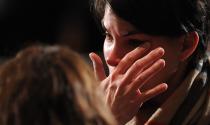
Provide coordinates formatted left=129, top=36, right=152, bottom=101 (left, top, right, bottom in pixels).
left=106, top=45, right=123, bottom=67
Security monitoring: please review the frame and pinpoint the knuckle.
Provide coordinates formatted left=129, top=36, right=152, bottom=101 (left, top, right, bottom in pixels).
left=108, top=84, right=117, bottom=90
left=125, top=53, right=133, bottom=60
left=124, top=54, right=133, bottom=63
left=110, top=74, right=116, bottom=81
left=120, top=59, right=127, bottom=66
left=148, top=52, right=158, bottom=59
left=136, top=75, right=144, bottom=83
left=134, top=60, right=143, bottom=68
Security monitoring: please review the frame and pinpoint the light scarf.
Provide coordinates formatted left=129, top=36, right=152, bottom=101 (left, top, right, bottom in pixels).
left=145, top=54, right=210, bottom=125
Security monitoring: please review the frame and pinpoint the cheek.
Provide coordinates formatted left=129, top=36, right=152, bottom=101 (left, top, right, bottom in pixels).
left=152, top=41, right=181, bottom=77
left=152, top=40, right=181, bottom=68
left=163, top=46, right=181, bottom=74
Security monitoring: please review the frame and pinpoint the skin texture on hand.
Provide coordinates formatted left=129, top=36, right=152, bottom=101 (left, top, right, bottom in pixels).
left=89, top=44, right=168, bottom=125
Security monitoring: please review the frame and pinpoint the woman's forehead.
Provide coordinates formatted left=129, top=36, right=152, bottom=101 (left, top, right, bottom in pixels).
left=103, top=6, right=139, bottom=36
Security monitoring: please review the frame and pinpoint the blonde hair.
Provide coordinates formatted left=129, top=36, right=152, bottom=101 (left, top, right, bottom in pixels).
left=0, top=45, right=116, bottom=125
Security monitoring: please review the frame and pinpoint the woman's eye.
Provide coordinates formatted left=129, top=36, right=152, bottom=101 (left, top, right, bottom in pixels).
left=129, top=40, right=145, bottom=47
left=104, top=32, right=113, bottom=41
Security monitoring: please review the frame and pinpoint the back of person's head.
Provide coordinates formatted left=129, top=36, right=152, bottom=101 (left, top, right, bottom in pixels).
left=0, top=45, right=116, bottom=125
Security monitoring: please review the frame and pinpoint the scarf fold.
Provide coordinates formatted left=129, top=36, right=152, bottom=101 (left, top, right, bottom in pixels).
left=145, top=55, right=210, bottom=125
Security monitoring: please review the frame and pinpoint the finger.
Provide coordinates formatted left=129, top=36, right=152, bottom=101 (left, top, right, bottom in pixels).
left=89, top=52, right=106, bottom=81
left=114, top=42, right=150, bottom=74
left=126, top=59, right=165, bottom=91
left=140, top=83, right=168, bottom=103
left=125, top=47, right=164, bottom=82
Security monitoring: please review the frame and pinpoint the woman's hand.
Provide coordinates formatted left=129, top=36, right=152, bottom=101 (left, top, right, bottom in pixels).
left=89, top=44, right=168, bottom=125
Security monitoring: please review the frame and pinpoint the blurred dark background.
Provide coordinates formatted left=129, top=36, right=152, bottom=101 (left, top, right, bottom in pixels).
left=0, top=0, right=209, bottom=58
left=0, top=0, right=104, bottom=57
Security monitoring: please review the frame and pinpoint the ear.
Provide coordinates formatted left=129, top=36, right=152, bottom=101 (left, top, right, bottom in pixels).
left=179, top=31, right=199, bottom=61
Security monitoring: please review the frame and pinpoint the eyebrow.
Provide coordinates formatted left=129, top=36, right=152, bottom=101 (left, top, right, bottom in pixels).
left=101, top=20, right=141, bottom=37
left=122, top=30, right=140, bottom=37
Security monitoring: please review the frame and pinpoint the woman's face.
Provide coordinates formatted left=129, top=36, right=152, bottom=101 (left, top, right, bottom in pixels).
left=102, top=6, right=184, bottom=91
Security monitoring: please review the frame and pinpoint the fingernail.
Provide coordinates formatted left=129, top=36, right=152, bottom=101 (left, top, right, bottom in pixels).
left=157, top=47, right=164, bottom=55
left=89, top=53, right=95, bottom=65
left=89, top=53, right=94, bottom=60
left=162, top=83, right=168, bottom=90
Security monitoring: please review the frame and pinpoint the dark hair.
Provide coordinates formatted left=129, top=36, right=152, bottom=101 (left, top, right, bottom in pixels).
left=0, top=45, right=116, bottom=125
left=92, top=0, right=210, bottom=52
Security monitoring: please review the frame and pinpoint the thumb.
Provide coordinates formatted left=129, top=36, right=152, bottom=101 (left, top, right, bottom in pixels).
left=89, top=52, right=106, bottom=81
